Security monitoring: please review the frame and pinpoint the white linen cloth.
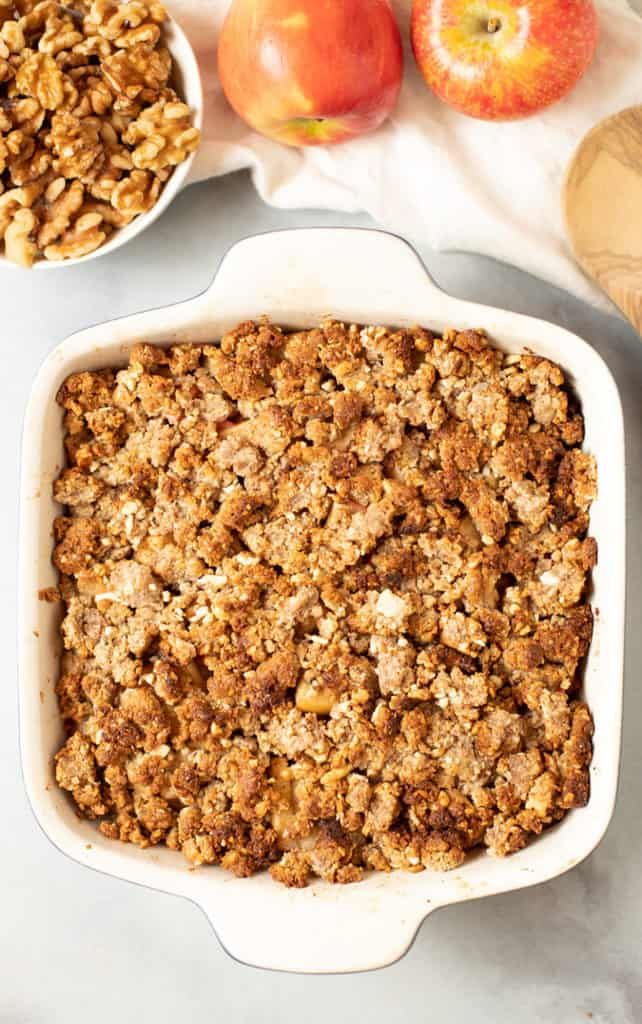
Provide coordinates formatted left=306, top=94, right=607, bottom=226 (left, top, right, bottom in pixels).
left=174, top=0, right=642, bottom=311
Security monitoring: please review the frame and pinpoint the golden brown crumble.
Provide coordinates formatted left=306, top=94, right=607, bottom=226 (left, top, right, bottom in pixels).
left=52, top=320, right=597, bottom=886
left=0, top=0, right=200, bottom=266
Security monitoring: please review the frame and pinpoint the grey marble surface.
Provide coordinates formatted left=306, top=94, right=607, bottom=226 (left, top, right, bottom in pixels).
left=2, top=171, right=640, bottom=1023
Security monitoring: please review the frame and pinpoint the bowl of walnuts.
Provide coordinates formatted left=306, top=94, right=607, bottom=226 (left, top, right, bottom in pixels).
left=0, top=0, right=202, bottom=268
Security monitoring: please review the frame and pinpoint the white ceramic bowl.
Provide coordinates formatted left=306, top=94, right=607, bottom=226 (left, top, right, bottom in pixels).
left=18, top=229, right=625, bottom=973
left=2, top=14, right=202, bottom=271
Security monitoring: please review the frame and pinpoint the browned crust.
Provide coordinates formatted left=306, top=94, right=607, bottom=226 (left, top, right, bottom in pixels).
left=52, top=319, right=597, bottom=885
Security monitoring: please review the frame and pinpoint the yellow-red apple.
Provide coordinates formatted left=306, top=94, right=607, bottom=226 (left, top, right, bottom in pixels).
left=411, top=0, right=598, bottom=120
left=218, top=0, right=403, bottom=146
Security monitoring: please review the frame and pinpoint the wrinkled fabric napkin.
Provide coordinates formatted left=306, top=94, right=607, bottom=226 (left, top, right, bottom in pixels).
left=173, top=0, right=642, bottom=311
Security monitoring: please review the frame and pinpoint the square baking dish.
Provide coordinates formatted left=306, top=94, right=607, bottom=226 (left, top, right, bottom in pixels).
left=18, top=228, right=625, bottom=974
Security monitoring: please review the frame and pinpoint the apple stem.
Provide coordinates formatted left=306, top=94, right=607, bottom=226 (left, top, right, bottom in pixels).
left=486, top=15, right=501, bottom=32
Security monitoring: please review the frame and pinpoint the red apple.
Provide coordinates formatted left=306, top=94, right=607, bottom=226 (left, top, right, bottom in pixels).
left=411, top=0, right=598, bottom=120
left=217, top=0, right=403, bottom=146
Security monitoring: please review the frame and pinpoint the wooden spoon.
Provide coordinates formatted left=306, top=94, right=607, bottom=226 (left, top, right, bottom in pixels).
left=564, top=105, right=642, bottom=330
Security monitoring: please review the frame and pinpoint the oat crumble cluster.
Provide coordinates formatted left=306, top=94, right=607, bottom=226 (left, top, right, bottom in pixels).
left=0, top=0, right=200, bottom=266
left=53, top=320, right=597, bottom=887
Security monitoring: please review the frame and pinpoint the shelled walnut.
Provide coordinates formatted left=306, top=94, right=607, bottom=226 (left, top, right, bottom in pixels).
left=0, top=0, right=200, bottom=266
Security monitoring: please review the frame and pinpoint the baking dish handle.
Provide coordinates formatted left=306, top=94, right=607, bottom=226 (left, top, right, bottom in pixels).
left=195, top=883, right=435, bottom=974
left=196, top=228, right=450, bottom=324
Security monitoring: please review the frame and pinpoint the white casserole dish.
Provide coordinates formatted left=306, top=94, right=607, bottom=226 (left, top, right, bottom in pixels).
left=18, top=228, right=625, bottom=974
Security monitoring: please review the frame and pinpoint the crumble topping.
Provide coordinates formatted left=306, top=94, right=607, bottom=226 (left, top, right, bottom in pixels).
left=52, top=319, right=597, bottom=887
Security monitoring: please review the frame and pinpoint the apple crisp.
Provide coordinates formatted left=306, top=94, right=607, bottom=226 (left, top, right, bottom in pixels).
left=53, top=319, right=597, bottom=887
